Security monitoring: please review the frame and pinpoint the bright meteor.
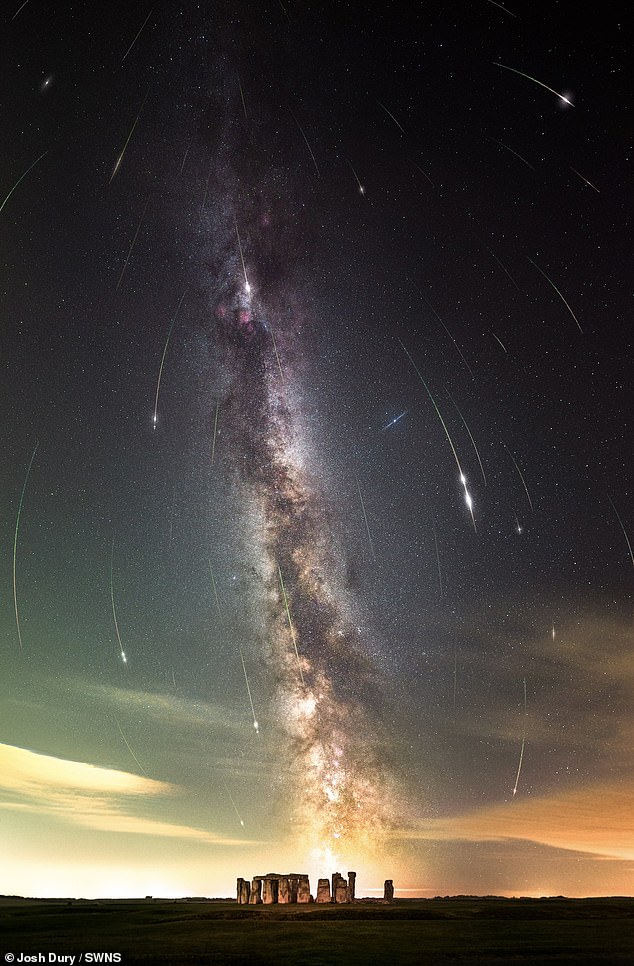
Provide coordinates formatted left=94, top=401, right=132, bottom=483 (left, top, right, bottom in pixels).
left=347, top=160, right=366, bottom=196
left=109, top=537, right=128, bottom=666
left=1, top=151, right=48, bottom=213
left=110, top=88, right=150, bottom=183
left=512, top=677, right=528, bottom=798
left=240, top=647, right=259, bottom=734
left=234, top=217, right=251, bottom=294
left=382, top=410, right=407, bottom=431
left=399, top=340, right=476, bottom=531
left=153, top=289, right=187, bottom=430
left=494, top=62, right=574, bottom=107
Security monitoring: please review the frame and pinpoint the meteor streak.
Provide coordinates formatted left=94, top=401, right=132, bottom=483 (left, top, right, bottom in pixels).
left=486, top=136, right=534, bottom=170
left=420, top=292, right=475, bottom=379
left=382, top=410, right=407, bottom=431
left=223, top=781, right=245, bottom=827
left=492, top=331, right=508, bottom=353
left=1, top=150, right=47, bottom=213
left=13, top=441, right=39, bottom=650
left=110, top=88, right=149, bottom=182
left=269, top=323, right=285, bottom=383
left=608, top=496, right=634, bottom=568
left=503, top=444, right=534, bottom=512
left=290, top=111, right=320, bottom=177
left=199, top=160, right=213, bottom=226
left=11, top=0, right=31, bottom=18
left=122, top=8, right=153, bottom=62
left=179, top=137, right=193, bottom=175
left=512, top=738, right=525, bottom=798
left=117, top=197, right=150, bottom=289
left=168, top=484, right=176, bottom=545
left=431, top=512, right=443, bottom=598
left=347, top=160, right=365, bottom=195
left=110, top=538, right=128, bottom=665
left=485, top=0, right=517, bottom=16
left=527, top=256, right=583, bottom=333
left=460, top=473, right=475, bottom=528
left=234, top=217, right=251, bottom=293
left=377, top=99, right=405, bottom=134
left=471, top=231, right=522, bottom=293
left=278, top=565, right=305, bottom=686
left=277, top=0, right=291, bottom=23
left=114, top=716, right=146, bottom=775
left=240, top=647, right=259, bottom=733
left=403, top=278, right=474, bottom=378
left=237, top=74, right=248, bottom=121
left=410, top=159, right=435, bottom=187
left=447, top=392, right=487, bottom=486
left=211, top=401, right=220, bottom=464
left=570, top=166, right=600, bottom=193
left=512, top=677, right=528, bottom=798
left=399, top=340, right=476, bottom=531
left=153, top=289, right=187, bottom=429
left=355, top=476, right=377, bottom=560
left=209, top=562, right=222, bottom=617
left=494, top=62, right=574, bottom=107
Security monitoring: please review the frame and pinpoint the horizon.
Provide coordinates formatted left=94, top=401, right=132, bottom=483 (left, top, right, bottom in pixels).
left=4, top=891, right=633, bottom=902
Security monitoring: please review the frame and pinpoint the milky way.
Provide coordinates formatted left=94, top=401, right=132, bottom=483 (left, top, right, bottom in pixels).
left=201, top=148, right=400, bottom=869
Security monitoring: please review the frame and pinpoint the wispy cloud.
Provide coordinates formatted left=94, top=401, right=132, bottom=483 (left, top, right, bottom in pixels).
left=431, top=612, right=634, bottom=756
left=392, top=780, right=634, bottom=861
left=65, top=679, right=246, bottom=734
left=0, top=743, right=262, bottom=846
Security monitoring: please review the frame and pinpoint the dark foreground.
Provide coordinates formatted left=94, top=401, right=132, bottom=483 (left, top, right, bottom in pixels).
left=1, top=896, right=633, bottom=965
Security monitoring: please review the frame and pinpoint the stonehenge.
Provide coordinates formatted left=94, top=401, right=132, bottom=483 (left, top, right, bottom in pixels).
left=237, top=870, right=365, bottom=905
left=316, top=878, right=331, bottom=903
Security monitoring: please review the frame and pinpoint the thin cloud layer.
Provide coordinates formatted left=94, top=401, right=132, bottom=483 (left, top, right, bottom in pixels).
left=0, top=743, right=260, bottom=846
left=394, top=780, right=634, bottom=861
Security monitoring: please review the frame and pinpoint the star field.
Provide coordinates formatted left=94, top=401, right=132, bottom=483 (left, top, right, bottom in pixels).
left=0, top=1, right=632, bottom=899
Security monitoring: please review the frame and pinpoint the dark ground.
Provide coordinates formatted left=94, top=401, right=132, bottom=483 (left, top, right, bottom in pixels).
left=1, top=897, right=633, bottom=965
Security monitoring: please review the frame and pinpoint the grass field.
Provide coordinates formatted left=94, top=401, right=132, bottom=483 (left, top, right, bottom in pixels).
left=1, top=896, right=633, bottom=965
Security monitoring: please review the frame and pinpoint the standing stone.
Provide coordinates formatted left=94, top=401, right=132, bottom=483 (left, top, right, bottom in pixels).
left=316, top=878, right=331, bottom=903
left=297, top=874, right=311, bottom=903
left=249, top=878, right=262, bottom=904
left=237, top=877, right=250, bottom=904
left=262, top=877, right=279, bottom=904
left=334, top=873, right=348, bottom=904
left=288, top=876, right=299, bottom=903
left=278, top=876, right=291, bottom=903
left=347, top=872, right=356, bottom=902
left=331, top=872, right=344, bottom=902
left=384, top=879, right=394, bottom=902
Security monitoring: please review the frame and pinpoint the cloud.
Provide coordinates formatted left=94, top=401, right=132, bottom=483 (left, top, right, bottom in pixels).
left=0, top=741, right=171, bottom=796
left=429, top=611, right=634, bottom=756
left=392, top=780, right=634, bottom=861
left=67, top=680, right=245, bottom=734
left=0, top=743, right=261, bottom=846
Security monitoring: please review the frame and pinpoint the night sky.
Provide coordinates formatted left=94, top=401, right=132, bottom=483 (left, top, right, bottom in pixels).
left=1, top=1, right=632, bottom=900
